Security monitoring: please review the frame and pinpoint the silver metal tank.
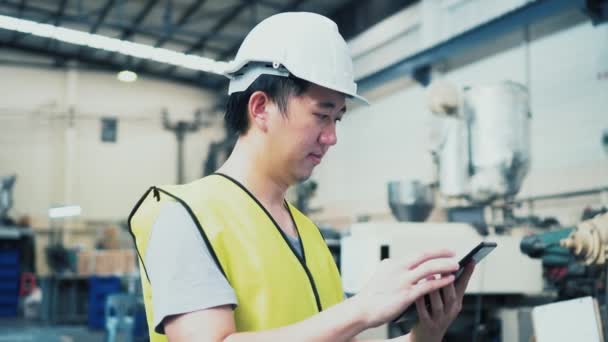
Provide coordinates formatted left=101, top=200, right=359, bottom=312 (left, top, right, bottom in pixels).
left=387, top=180, right=434, bottom=222
left=435, top=115, right=470, bottom=198
left=463, top=81, right=530, bottom=202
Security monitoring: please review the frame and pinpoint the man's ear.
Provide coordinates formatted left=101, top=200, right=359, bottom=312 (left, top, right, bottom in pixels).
left=248, top=91, right=271, bottom=132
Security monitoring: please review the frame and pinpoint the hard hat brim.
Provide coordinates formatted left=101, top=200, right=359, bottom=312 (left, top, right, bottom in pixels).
left=349, top=93, right=370, bottom=106
left=225, top=64, right=370, bottom=106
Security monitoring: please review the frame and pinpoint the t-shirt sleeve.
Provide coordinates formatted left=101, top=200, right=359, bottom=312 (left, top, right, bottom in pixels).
left=144, top=202, right=237, bottom=334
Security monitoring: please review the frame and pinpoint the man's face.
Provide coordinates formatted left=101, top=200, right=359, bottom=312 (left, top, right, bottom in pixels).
left=266, top=84, right=346, bottom=184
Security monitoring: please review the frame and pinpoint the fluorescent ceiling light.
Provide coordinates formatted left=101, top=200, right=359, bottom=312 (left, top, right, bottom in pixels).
left=49, top=205, right=82, bottom=218
left=117, top=70, right=137, bottom=82
left=0, top=14, right=230, bottom=76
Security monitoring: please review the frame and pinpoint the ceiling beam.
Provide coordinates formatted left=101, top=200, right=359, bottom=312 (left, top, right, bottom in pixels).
left=121, top=0, right=160, bottom=41
left=158, top=1, right=251, bottom=76
left=133, top=0, right=208, bottom=70
left=0, top=38, right=223, bottom=89
left=0, top=1, right=236, bottom=45
left=7, top=0, right=29, bottom=44
left=90, top=0, right=116, bottom=33
left=255, top=0, right=282, bottom=11
left=186, top=2, right=249, bottom=54
left=100, top=0, right=161, bottom=67
left=156, top=0, right=208, bottom=47
left=218, top=0, right=308, bottom=61
left=44, top=0, right=68, bottom=53
left=76, top=0, right=116, bottom=60
left=356, top=0, right=584, bottom=91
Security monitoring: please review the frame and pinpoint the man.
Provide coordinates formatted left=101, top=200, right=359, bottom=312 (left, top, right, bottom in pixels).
left=129, top=12, right=474, bottom=342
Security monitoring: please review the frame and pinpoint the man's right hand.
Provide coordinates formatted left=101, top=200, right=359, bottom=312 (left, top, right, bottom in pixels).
left=351, top=249, right=459, bottom=329
left=165, top=249, right=459, bottom=342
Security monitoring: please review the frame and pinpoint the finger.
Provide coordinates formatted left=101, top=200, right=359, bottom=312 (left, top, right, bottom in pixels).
left=455, top=262, right=475, bottom=298
left=406, top=249, right=455, bottom=270
left=429, top=289, right=443, bottom=316
left=442, top=283, right=458, bottom=315
left=408, top=259, right=459, bottom=285
left=442, top=282, right=457, bottom=306
left=415, top=296, right=431, bottom=322
left=408, top=274, right=455, bottom=301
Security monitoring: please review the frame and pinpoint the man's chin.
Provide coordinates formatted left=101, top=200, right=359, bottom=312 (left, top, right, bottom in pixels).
left=293, top=168, right=314, bottom=183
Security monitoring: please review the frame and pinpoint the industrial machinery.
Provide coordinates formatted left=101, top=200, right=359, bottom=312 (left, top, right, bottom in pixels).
left=0, top=174, right=17, bottom=224
left=428, top=80, right=530, bottom=205
left=162, top=108, right=214, bottom=184
left=0, top=175, right=36, bottom=318
left=340, top=81, right=608, bottom=341
left=521, top=213, right=608, bottom=299
left=561, top=213, right=608, bottom=266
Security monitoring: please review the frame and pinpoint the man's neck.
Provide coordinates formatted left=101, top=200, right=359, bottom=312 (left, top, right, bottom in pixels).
left=216, top=136, right=289, bottom=210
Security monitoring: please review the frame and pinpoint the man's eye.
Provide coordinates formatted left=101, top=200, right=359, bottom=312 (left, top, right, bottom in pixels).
left=315, top=113, right=330, bottom=120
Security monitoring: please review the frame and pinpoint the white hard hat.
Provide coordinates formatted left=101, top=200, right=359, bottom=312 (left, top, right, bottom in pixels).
left=224, top=12, right=368, bottom=105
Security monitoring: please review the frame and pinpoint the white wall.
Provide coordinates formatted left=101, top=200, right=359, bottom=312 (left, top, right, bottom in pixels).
left=310, top=8, right=608, bottom=226
left=0, top=64, right=224, bottom=223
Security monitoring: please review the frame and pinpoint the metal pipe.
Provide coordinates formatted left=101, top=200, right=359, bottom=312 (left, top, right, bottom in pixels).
left=510, top=187, right=608, bottom=205
left=176, top=128, right=185, bottom=185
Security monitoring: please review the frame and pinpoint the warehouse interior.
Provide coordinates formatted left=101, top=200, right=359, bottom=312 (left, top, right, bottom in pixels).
left=1, top=0, right=607, bottom=341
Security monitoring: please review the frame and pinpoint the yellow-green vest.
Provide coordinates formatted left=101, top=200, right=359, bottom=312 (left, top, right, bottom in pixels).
left=128, top=173, right=343, bottom=341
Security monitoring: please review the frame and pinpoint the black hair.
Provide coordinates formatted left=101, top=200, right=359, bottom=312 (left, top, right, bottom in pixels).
left=224, top=74, right=311, bottom=136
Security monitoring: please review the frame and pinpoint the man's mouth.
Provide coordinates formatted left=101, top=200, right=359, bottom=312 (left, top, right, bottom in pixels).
left=308, top=153, right=323, bottom=165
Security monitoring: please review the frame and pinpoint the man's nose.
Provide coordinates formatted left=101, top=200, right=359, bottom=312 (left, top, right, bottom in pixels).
left=319, top=122, right=337, bottom=146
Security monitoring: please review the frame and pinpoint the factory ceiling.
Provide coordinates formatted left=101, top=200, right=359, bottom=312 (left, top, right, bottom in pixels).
left=0, top=0, right=416, bottom=93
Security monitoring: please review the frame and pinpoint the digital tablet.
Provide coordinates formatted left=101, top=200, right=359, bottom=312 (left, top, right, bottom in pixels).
left=393, top=241, right=497, bottom=323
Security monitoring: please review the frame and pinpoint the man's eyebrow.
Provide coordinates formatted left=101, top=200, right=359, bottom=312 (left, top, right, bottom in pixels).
left=318, top=101, right=347, bottom=113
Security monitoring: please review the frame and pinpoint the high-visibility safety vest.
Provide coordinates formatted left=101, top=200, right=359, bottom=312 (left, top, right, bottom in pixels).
left=128, top=173, right=343, bottom=341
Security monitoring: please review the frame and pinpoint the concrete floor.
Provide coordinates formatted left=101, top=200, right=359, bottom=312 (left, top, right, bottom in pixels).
left=0, top=318, right=104, bottom=342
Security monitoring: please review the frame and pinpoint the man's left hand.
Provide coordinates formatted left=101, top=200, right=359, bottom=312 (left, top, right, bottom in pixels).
left=410, top=262, right=475, bottom=342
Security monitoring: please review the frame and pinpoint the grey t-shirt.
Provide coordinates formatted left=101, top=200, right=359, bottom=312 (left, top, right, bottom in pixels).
left=145, top=202, right=303, bottom=334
